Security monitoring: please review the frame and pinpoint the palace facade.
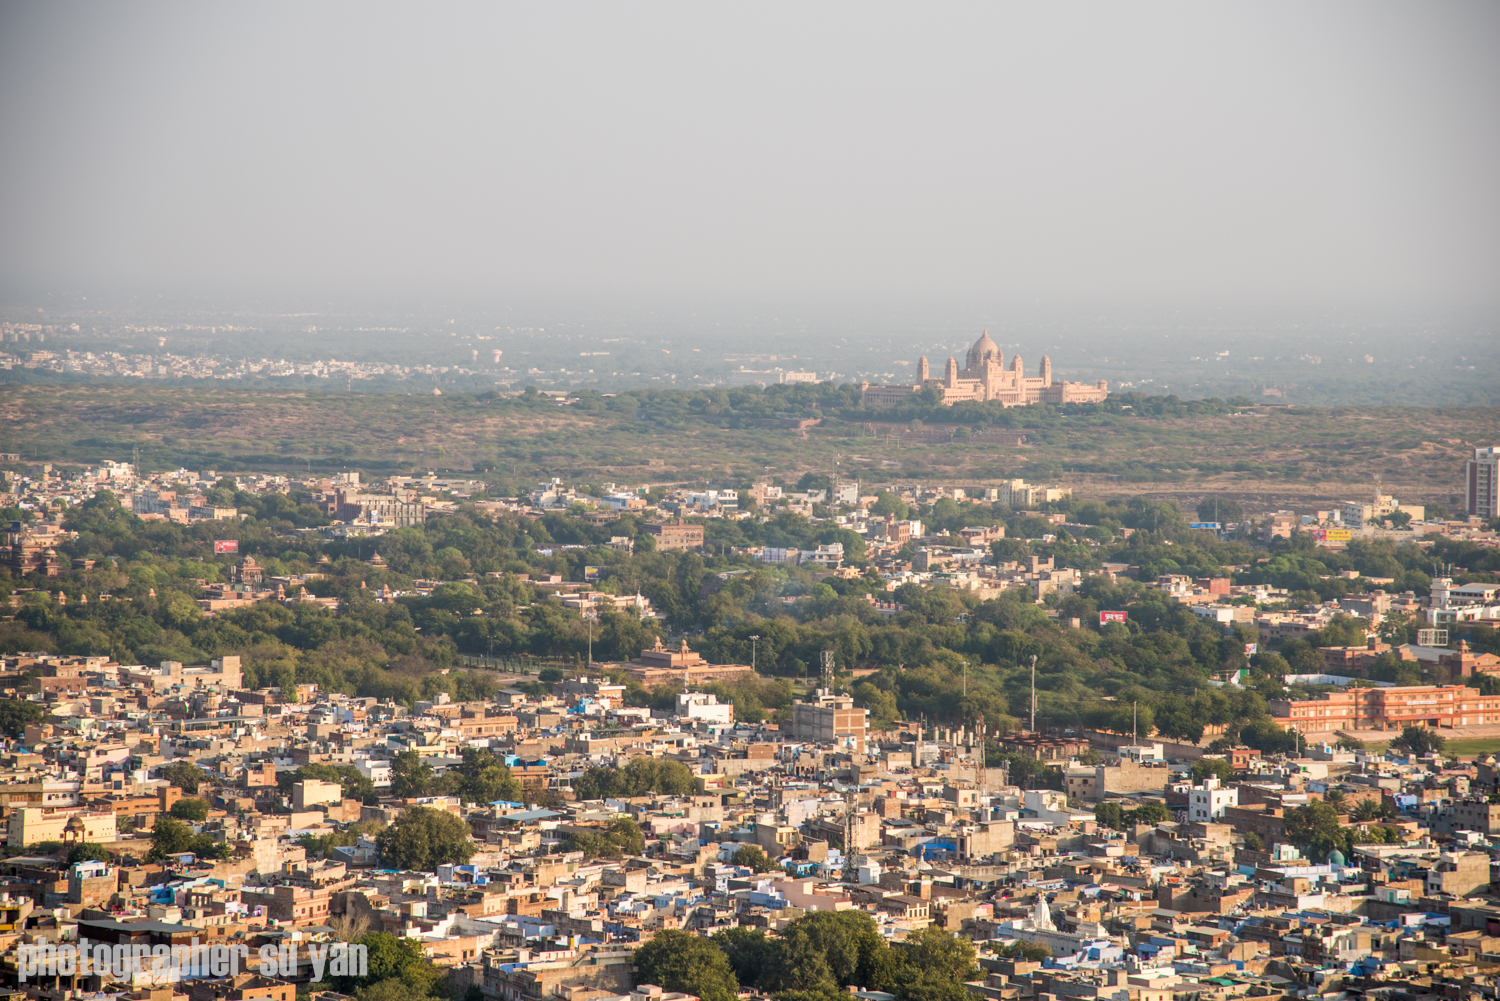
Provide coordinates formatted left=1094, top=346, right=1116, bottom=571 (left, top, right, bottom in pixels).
left=860, top=330, right=1108, bottom=408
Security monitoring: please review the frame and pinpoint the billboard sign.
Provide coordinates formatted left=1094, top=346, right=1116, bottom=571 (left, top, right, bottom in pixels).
left=584, top=566, right=601, bottom=580
left=1099, top=610, right=1128, bottom=624
left=1189, top=522, right=1221, bottom=530
left=1325, top=528, right=1352, bottom=542
left=213, top=540, right=238, bottom=554
left=1245, top=643, right=1258, bottom=656
left=1310, top=528, right=1327, bottom=541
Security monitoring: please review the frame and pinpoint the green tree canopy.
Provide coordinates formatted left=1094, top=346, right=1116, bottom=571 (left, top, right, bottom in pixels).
left=1195, top=498, right=1243, bottom=526
left=561, top=817, right=646, bottom=859
left=335, top=932, right=442, bottom=995
left=159, top=760, right=204, bottom=794
left=1390, top=725, right=1446, bottom=756
left=732, top=845, right=780, bottom=872
left=572, top=757, right=697, bottom=799
left=870, top=492, right=911, bottom=520
left=375, top=806, right=475, bottom=871
left=1190, top=758, right=1233, bottom=785
left=146, top=816, right=229, bottom=862
left=1283, top=800, right=1341, bottom=850
left=634, top=929, right=739, bottom=1001
left=389, top=749, right=436, bottom=799
left=145, top=816, right=196, bottom=861
left=169, top=798, right=209, bottom=822
left=895, top=927, right=978, bottom=984
left=711, top=927, right=774, bottom=988
left=997, top=940, right=1050, bottom=962
left=772, top=910, right=888, bottom=993
left=0, top=699, right=45, bottom=740
left=66, top=842, right=112, bottom=864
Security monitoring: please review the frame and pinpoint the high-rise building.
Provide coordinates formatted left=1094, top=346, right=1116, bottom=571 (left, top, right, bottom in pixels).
left=1466, top=447, right=1499, bottom=519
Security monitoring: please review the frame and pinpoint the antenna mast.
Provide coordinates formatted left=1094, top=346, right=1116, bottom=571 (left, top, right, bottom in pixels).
left=842, top=786, right=858, bottom=883
left=977, top=713, right=987, bottom=805
left=1029, top=654, right=1037, bottom=733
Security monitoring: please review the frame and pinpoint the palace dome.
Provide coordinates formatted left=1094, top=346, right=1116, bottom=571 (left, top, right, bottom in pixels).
left=967, top=329, right=1000, bottom=369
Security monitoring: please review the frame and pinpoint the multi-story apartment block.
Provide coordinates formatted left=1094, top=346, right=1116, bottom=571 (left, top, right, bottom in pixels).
left=333, top=487, right=428, bottom=527
left=1465, top=446, right=1498, bottom=519
left=790, top=689, right=869, bottom=747
left=1435, top=799, right=1500, bottom=836
left=644, top=519, right=703, bottom=551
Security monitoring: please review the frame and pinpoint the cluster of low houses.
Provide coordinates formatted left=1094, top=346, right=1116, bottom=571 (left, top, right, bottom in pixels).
left=0, top=635, right=1497, bottom=1001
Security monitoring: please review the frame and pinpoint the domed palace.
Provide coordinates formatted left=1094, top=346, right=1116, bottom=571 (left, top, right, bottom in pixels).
left=859, top=330, right=1108, bottom=408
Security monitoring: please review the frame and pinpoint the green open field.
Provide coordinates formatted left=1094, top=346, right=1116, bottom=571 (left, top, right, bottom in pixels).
left=1420, top=738, right=1500, bottom=757
left=1344, top=738, right=1500, bottom=758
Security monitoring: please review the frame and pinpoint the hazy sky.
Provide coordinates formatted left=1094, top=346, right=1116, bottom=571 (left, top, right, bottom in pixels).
left=2, top=2, right=1497, bottom=313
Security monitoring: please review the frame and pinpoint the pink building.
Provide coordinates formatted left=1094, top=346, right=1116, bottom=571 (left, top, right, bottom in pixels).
left=860, top=331, right=1107, bottom=407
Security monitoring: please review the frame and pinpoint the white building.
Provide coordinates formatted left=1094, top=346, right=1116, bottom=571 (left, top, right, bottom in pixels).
left=1465, top=446, right=1498, bottom=520
left=683, top=490, right=737, bottom=513
left=1022, top=789, right=1091, bottom=826
left=677, top=692, right=734, bottom=725
left=832, top=483, right=860, bottom=506
left=355, top=758, right=393, bottom=788
left=802, top=543, right=844, bottom=568
left=1188, top=777, right=1238, bottom=822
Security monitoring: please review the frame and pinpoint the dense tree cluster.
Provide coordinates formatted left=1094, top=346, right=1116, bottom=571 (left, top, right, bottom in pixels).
left=572, top=757, right=698, bottom=801
left=559, top=817, right=646, bottom=858
left=146, top=816, right=231, bottom=862
left=2, top=482, right=1495, bottom=772
left=1281, top=798, right=1405, bottom=863
left=385, top=748, right=526, bottom=805
left=169, top=798, right=210, bottom=822
left=635, top=913, right=980, bottom=1001
left=1092, top=802, right=1171, bottom=831
left=1389, top=725, right=1446, bottom=756
left=158, top=760, right=206, bottom=794
left=374, top=806, right=476, bottom=870
left=730, top=845, right=779, bottom=872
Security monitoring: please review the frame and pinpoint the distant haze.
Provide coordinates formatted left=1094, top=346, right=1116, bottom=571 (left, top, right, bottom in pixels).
left=2, top=2, right=1498, bottom=318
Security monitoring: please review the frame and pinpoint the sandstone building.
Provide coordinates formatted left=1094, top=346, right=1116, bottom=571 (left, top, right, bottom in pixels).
left=860, top=331, right=1107, bottom=407
left=610, top=636, right=755, bottom=687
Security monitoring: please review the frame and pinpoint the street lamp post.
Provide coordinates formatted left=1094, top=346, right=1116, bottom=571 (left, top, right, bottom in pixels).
left=749, top=634, right=760, bottom=673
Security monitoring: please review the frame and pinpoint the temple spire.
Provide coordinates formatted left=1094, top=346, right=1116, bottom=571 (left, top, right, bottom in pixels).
left=1033, top=894, right=1054, bottom=930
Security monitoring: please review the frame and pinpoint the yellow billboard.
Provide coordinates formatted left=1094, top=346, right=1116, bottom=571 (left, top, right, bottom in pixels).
left=1324, top=528, right=1351, bottom=542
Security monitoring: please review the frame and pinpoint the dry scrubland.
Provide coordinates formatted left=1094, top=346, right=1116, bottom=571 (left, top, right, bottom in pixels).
left=2, top=384, right=1497, bottom=512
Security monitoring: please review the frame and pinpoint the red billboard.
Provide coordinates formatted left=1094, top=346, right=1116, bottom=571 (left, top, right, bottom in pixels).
left=214, top=540, right=238, bottom=554
left=1099, top=610, right=1127, bottom=624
